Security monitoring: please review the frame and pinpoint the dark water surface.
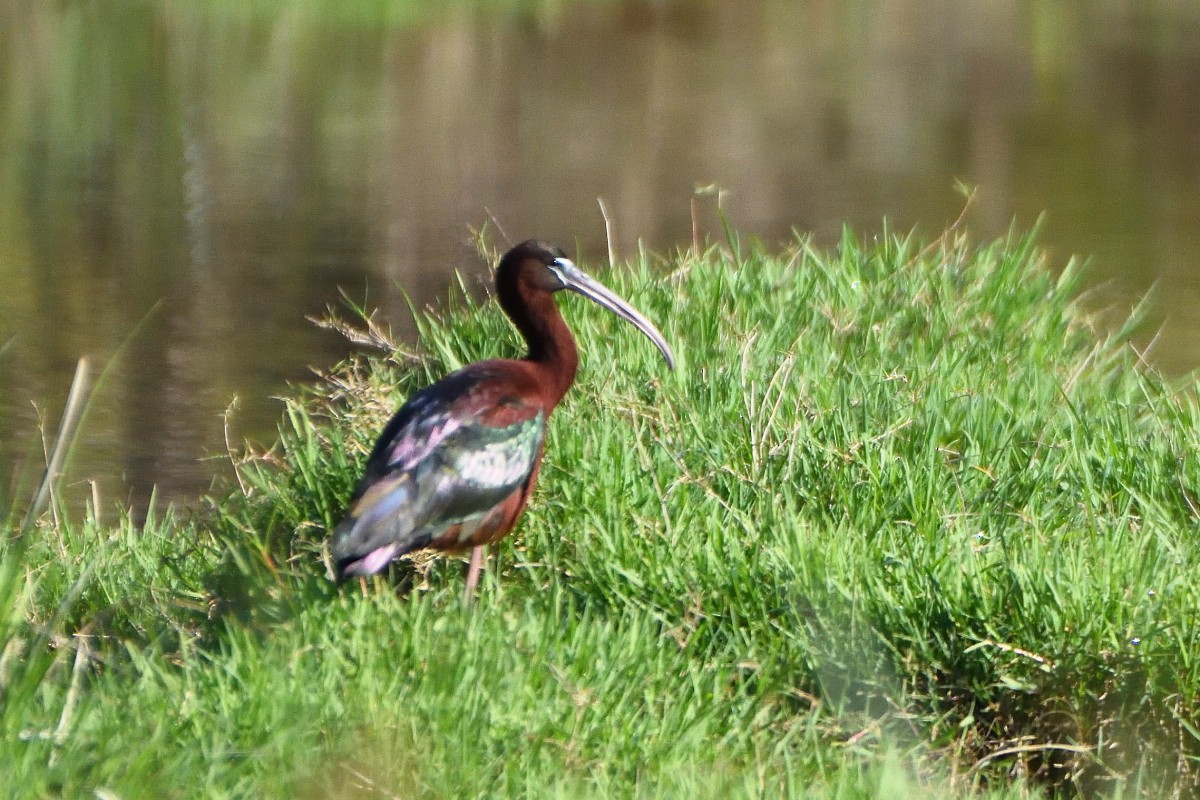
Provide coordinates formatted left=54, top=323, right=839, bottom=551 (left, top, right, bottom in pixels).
left=2, top=0, right=1199, bottom=509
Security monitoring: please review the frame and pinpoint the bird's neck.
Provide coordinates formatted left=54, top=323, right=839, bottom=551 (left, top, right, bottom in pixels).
left=510, top=291, right=579, bottom=407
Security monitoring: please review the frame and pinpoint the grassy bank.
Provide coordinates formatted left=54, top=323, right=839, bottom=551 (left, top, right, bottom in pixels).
left=3, top=228, right=1200, bottom=798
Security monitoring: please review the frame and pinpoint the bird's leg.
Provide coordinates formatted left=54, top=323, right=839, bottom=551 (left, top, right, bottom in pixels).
left=464, top=545, right=485, bottom=600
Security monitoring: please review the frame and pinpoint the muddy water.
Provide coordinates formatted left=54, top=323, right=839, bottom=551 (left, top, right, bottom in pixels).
left=1, top=0, right=1197, bottom=508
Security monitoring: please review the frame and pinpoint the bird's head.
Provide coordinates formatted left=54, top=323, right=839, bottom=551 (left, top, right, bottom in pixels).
left=496, top=239, right=675, bottom=369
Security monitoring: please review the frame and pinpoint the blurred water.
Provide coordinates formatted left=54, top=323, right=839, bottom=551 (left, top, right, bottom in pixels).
left=1, top=0, right=1198, bottom=509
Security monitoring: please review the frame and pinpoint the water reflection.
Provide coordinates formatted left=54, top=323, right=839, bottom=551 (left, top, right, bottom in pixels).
left=1, top=0, right=1198, bottom=508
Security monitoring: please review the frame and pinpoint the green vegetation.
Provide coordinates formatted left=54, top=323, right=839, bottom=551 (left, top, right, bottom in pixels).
left=4, top=228, right=1200, bottom=798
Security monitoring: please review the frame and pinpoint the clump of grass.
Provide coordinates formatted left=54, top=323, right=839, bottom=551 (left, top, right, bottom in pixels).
left=0, top=359, right=110, bottom=789
left=4, top=227, right=1199, bottom=798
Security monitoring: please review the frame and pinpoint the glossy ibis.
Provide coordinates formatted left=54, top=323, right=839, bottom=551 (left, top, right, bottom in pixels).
left=332, top=240, right=675, bottom=595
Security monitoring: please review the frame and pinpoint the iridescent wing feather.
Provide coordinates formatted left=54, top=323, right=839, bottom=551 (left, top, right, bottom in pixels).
left=332, top=365, right=546, bottom=577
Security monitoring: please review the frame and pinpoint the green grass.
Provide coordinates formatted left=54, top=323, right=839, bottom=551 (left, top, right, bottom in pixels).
left=4, top=227, right=1200, bottom=798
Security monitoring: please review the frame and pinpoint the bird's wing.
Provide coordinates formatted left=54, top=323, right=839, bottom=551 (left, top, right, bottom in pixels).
left=333, top=367, right=546, bottom=573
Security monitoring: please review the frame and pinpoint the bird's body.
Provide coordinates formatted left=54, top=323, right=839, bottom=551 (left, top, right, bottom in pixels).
left=332, top=240, right=674, bottom=591
left=334, top=363, right=548, bottom=577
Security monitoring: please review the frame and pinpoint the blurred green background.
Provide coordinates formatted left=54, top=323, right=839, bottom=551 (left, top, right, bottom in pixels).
left=2, top=0, right=1198, bottom=507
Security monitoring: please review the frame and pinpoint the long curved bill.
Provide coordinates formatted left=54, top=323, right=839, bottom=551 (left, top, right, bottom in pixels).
left=552, top=258, right=676, bottom=370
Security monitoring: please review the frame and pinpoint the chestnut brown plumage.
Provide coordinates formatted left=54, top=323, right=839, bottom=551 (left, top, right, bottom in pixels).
left=331, top=240, right=674, bottom=595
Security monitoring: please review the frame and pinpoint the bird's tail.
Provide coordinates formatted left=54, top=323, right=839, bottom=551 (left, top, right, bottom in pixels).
left=332, top=475, right=432, bottom=581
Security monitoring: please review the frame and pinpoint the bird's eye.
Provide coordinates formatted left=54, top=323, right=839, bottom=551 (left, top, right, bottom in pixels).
left=547, top=261, right=569, bottom=285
